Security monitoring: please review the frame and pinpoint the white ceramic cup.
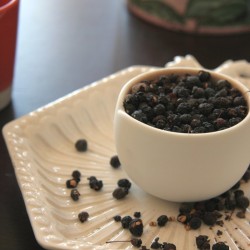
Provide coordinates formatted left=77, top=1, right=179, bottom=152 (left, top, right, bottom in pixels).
left=114, top=67, right=250, bottom=202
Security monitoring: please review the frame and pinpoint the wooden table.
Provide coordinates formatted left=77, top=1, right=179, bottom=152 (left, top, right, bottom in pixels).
left=1, top=1, right=250, bottom=249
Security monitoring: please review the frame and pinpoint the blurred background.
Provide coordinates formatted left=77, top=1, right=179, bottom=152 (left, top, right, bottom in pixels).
left=12, top=0, right=250, bottom=116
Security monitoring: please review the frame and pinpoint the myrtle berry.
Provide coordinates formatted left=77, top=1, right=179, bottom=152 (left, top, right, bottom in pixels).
left=179, top=203, right=193, bottom=214
left=130, top=238, right=142, bottom=247
left=113, top=215, right=121, bottom=222
left=215, top=88, right=227, bottom=98
left=196, top=235, right=210, bottom=250
left=189, top=217, right=202, bottom=229
left=121, top=215, right=132, bottom=228
left=204, top=87, right=215, bottom=98
left=112, top=187, right=128, bottom=200
left=198, top=70, right=211, bottom=82
left=212, top=242, right=229, bottom=250
left=134, top=211, right=141, bottom=218
left=154, top=104, right=166, bottom=115
left=203, top=212, right=217, bottom=226
left=151, top=237, right=161, bottom=249
left=131, top=110, right=148, bottom=123
left=157, top=215, right=168, bottom=226
left=233, top=96, right=246, bottom=106
left=88, top=176, right=103, bottom=191
left=70, top=189, right=80, bottom=201
left=198, top=103, right=214, bottom=115
left=162, top=242, right=177, bottom=250
left=66, top=179, right=78, bottom=189
left=110, top=155, right=121, bottom=168
left=72, top=170, right=81, bottom=181
left=234, top=189, right=244, bottom=199
left=75, top=139, right=88, bottom=152
left=129, top=218, right=143, bottom=237
left=236, top=195, right=249, bottom=209
left=131, top=82, right=147, bottom=93
left=187, top=75, right=201, bottom=86
left=117, top=178, right=131, bottom=190
left=176, top=102, right=191, bottom=114
left=78, top=211, right=89, bottom=223
left=192, top=86, right=205, bottom=98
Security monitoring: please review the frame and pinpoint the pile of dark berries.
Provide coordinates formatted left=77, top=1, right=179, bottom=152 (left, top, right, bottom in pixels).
left=177, top=182, right=250, bottom=230
left=123, top=71, right=248, bottom=133
left=112, top=178, right=131, bottom=199
left=196, top=235, right=230, bottom=250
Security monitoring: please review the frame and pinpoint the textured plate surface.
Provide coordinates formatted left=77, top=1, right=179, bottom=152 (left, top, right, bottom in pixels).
left=3, top=59, right=250, bottom=250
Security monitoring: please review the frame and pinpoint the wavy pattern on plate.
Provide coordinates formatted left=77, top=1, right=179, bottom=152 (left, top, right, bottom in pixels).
left=3, top=64, right=250, bottom=250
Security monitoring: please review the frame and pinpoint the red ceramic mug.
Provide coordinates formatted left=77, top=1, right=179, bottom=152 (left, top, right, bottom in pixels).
left=0, top=0, right=19, bottom=110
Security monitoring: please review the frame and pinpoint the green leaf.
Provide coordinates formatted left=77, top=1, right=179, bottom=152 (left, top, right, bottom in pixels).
left=130, top=0, right=184, bottom=23
left=186, top=0, right=248, bottom=25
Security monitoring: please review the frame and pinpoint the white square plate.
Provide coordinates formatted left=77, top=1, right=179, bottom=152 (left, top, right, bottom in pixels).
left=3, top=58, right=250, bottom=250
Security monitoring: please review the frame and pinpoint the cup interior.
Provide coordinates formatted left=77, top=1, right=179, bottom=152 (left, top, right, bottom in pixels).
left=117, top=67, right=250, bottom=135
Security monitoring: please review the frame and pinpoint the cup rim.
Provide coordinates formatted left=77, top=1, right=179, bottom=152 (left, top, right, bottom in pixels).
left=116, top=67, right=250, bottom=137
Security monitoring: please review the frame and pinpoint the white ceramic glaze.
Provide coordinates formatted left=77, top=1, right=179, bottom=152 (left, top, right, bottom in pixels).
left=114, top=67, right=250, bottom=202
left=3, top=61, right=250, bottom=250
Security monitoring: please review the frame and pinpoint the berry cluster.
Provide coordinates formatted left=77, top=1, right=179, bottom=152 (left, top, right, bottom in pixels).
left=177, top=178, right=250, bottom=231
left=123, top=71, right=248, bottom=133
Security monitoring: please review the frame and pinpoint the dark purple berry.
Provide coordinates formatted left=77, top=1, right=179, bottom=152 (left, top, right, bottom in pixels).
left=112, top=187, right=128, bottom=200
left=199, top=70, right=211, bottom=82
left=78, top=211, right=89, bottom=223
left=189, top=217, right=202, bottom=229
left=70, top=189, right=80, bottom=201
left=113, top=215, right=121, bottom=222
left=176, top=102, right=191, bottom=114
left=117, top=178, right=131, bottom=190
left=110, top=155, right=121, bottom=168
left=151, top=242, right=161, bottom=249
left=212, top=242, right=229, bottom=250
left=157, top=215, right=168, bottom=226
left=198, top=103, right=214, bottom=115
left=66, top=179, right=78, bottom=188
left=134, top=211, right=141, bottom=218
left=162, top=243, right=177, bottom=250
left=203, top=212, right=217, bottom=226
left=236, top=195, right=249, bottom=209
left=130, top=238, right=142, bottom=247
left=129, top=218, right=143, bottom=237
left=72, top=170, right=81, bottom=181
left=151, top=239, right=161, bottom=249
left=88, top=176, right=103, bottom=191
left=154, top=103, right=166, bottom=115
left=131, top=110, right=148, bottom=123
left=121, top=216, right=132, bottom=228
left=196, top=235, right=210, bottom=249
left=75, top=139, right=88, bottom=152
